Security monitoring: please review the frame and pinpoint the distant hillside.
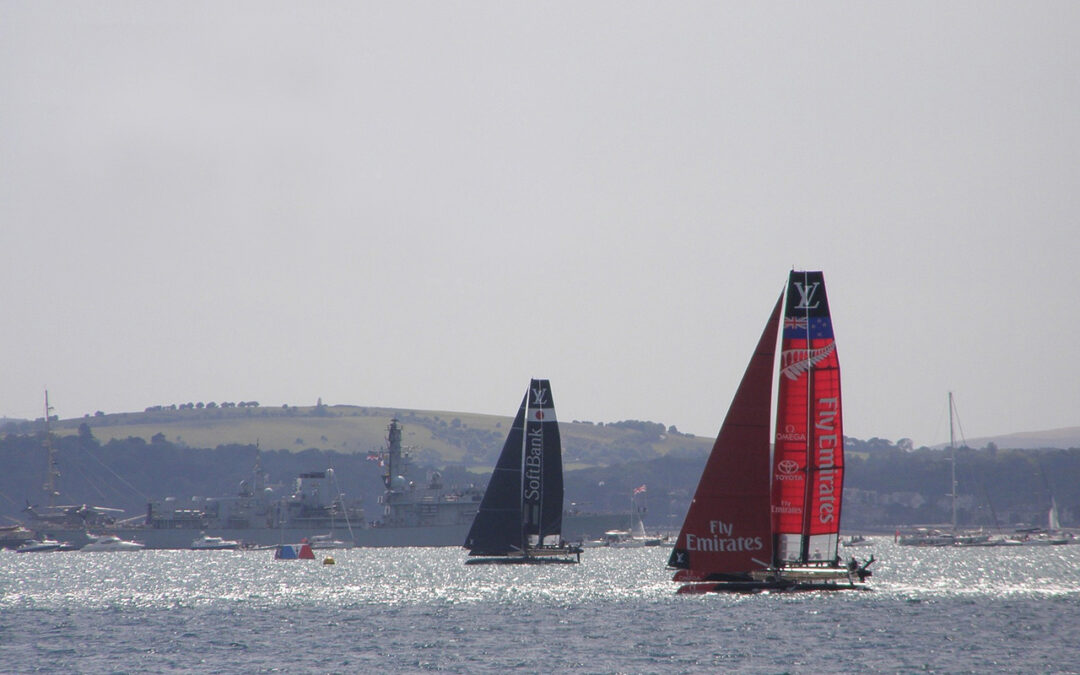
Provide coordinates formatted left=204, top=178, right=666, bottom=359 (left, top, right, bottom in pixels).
left=4, top=405, right=1079, bottom=531
left=6, top=402, right=1078, bottom=461
left=3, top=403, right=712, bottom=469
left=962, top=427, right=1080, bottom=451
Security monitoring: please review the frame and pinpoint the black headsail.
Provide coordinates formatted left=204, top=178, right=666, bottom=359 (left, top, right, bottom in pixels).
left=465, top=378, right=563, bottom=555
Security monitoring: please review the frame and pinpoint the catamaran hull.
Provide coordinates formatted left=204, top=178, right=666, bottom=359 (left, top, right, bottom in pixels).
left=464, top=556, right=580, bottom=565
left=677, top=580, right=871, bottom=594
left=465, top=545, right=583, bottom=565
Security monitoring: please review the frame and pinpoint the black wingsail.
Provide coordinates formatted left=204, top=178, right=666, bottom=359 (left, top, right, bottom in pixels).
left=465, top=378, right=563, bottom=556
left=523, top=379, right=563, bottom=547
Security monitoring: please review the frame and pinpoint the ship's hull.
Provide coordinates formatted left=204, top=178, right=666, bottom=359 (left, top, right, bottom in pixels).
left=35, top=513, right=627, bottom=550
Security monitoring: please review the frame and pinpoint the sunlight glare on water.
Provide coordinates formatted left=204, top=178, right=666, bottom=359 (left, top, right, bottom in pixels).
left=2, top=541, right=1078, bottom=673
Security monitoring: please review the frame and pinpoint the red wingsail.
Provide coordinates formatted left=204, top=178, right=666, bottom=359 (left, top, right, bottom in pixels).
left=668, top=294, right=782, bottom=580
left=772, top=271, right=843, bottom=564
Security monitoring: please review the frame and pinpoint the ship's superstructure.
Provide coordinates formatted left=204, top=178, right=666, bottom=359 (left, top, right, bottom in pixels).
left=376, top=418, right=483, bottom=530
left=145, top=459, right=363, bottom=536
left=23, top=418, right=622, bottom=549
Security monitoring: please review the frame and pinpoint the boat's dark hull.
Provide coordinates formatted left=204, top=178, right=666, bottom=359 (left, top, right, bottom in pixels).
left=464, top=556, right=580, bottom=565
left=465, top=544, right=583, bottom=565
left=677, top=580, right=870, bottom=594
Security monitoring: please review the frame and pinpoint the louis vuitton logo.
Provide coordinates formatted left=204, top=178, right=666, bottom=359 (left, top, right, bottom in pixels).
left=794, top=281, right=820, bottom=310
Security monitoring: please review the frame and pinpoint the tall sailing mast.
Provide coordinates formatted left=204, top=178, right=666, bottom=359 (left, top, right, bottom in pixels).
left=798, top=271, right=815, bottom=564
left=42, top=390, right=59, bottom=508
left=519, top=390, right=530, bottom=551
left=947, top=392, right=958, bottom=531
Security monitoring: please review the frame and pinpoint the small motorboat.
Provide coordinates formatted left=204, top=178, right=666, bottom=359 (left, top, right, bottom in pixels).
left=191, top=534, right=242, bottom=550
left=80, top=534, right=145, bottom=552
left=578, top=537, right=608, bottom=548
left=603, top=530, right=646, bottom=548
left=0, top=524, right=36, bottom=550
left=16, top=538, right=72, bottom=553
left=308, top=534, right=353, bottom=550
left=841, top=535, right=873, bottom=548
left=1018, top=532, right=1073, bottom=546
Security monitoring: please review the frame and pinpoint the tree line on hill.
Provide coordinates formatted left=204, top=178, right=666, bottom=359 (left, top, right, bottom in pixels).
left=1, top=425, right=1076, bottom=532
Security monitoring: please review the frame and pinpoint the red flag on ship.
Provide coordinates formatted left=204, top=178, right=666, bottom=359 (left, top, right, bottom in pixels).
left=633, top=484, right=647, bottom=495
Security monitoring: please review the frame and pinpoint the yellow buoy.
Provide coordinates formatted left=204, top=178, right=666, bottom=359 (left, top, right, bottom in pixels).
left=323, top=556, right=335, bottom=565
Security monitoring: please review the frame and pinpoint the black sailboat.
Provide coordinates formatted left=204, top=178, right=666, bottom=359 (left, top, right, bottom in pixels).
left=464, top=378, right=582, bottom=564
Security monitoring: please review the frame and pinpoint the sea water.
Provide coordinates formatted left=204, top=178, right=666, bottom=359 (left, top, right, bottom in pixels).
left=1, top=541, right=1077, bottom=673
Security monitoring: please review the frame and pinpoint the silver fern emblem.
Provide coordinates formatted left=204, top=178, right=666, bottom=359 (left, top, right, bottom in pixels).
left=780, top=343, right=836, bottom=381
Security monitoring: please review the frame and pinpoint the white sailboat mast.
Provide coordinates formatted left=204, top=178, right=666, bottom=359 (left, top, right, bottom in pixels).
left=948, top=392, right=958, bottom=531
left=43, top=389, right=58, bottom=508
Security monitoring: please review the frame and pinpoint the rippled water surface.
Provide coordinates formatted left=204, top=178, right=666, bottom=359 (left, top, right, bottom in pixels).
left=2, top=542, right=1078, bottom=673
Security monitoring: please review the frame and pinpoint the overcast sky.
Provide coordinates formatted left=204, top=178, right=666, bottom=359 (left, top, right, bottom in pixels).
left=2, top=2, right=1078, bottom=448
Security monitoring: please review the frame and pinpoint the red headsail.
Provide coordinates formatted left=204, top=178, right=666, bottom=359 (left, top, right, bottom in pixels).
left=668, top=294, right=782, bottom=581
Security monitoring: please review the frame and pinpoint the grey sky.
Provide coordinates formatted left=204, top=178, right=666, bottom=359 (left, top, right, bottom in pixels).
left=2, top=2, right=1078, bottom=448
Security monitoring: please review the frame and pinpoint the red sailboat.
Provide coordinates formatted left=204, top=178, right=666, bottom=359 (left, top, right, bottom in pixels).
left=668, top=270, right=872, bottom=592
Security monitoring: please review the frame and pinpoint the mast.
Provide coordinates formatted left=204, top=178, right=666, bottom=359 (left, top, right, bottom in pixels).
left=948, top=392, right=958, bottom=531
left=520, top=388, right=530, bottom=551
left=534, top=386, right=542, bottom=547
left=42, top=390, right=59, bottom=508
left=253, top=448, right=265, bottom=494
left=384, top=418, right=405, bottom=490
left=799, top=271, right=814, bottom=564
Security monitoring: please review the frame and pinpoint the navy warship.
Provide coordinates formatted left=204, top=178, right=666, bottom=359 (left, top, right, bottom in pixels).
left=28, top=417, right=624, bottom=549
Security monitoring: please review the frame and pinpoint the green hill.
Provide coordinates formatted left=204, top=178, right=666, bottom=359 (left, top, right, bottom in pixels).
left=6, top=405, right=1078, bottom=531
left=34, top=403, right=712, bottom=470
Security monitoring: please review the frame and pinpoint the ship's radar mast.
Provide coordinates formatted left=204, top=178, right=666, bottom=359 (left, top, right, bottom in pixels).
left=384, top=418, right=400, bottom=490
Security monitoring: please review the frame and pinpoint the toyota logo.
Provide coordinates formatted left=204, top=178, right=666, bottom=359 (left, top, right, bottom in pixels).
left=777, top=460, right=799, bottom=475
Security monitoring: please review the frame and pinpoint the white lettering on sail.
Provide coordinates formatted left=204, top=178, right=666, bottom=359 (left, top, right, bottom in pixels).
left=815, top=397, right=839, bottom=524
left=709, top=520, right=733, bottom=535
left=686, top=533, right=764, bottom=553
left=774, top=458, right=804, bottom=482
left=522, top=427, right=543, bottom=502
left=793, top=281, right=820, bottom=310
left=531, top=387, right=547, bottom=406
left=772, top=499, right=801, bottom=515
left=685, top=520, right=764, bottom=552
left=776, top=423, right=807, bottom=442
